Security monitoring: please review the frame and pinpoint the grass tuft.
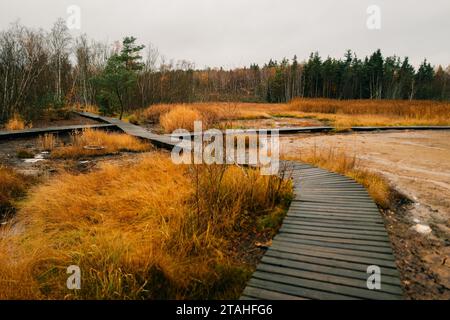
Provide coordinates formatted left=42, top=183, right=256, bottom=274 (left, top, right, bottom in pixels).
left=50, top=129, right=151, bottom=159
left=0, top=166, right=29, bottom=218
left=160, top=106, right=203, bottom=133
left=37, top=133, right=59, bottom=151
left=5, top=114, right=31, bottom=131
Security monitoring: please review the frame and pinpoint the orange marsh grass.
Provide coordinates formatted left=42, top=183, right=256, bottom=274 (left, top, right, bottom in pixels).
left=0, top=153, right=292, bottom=299
left=50, top=129, right=152, bottom=159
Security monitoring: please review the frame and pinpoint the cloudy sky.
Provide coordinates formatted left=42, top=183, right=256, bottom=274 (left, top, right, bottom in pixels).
left=1, top=0, right=449, bottom=69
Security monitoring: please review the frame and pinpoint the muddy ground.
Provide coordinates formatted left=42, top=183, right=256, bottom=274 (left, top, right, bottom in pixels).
left=281, top=130, right=450, bottom=299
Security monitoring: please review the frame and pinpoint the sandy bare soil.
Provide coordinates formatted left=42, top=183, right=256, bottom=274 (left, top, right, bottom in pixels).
left=281, top=130, right=450, bottom=299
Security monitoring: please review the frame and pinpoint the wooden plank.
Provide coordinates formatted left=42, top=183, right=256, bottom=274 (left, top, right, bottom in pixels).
left=287, top=212, right=383, bottom=223
left=287, top=214, right=382, bottom=224
left=290, top=202, right=379, bottom=210
left=248, top=278, right=357, bottom=300
left=269, top=243, right=396, bottom=267
left=289, top=203, right=379, bottom=212
left=257, top=264, right=402, bottom=296
left=275, top=232, right=392, bottom=249
left=280, top=226, right=390, bottom=242
left=252, top=271, right=400, bottom=300
left=285, top=214, right=384, bottom=225
left=280, top=224, right=389, bottom=243
left=296, top=193, right=373, bottom=199
left=267, top=239, right=396, bottom=262
left=261, top=255, right=401, bottom=290
left=282, top=218, right=387, bottom=232
left=288, top=205, right=381, bottom=215
left=273, top=234, right=395, bottom=254
left=0, top=123, right=117, bottom=140
left=261, top=256, right=401, bottom=286
left=242, top=286, right=306, bottom=300
left=265, top=248, right=400, bottom=277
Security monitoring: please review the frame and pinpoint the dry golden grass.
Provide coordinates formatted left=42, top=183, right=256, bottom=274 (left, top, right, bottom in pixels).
left=4, top=114, right=30, bottom=131
left=290, top=98, right=450, bottom=129
left=139, top=102, right=292, bottom=132
left=287, top=147, right=391, bottom=208
left=37, top=133, right=60, bottom=151
left=0, top=166, right=28, bottom=218
left=160, top=106, right=203, bottom=132
left=138, top=99, right=450, bottom=132
left=50, top=129, right=151, bottom=159
left=0, top=153, right=292, bottom=299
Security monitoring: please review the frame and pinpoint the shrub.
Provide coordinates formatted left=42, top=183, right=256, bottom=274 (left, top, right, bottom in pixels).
left=5, top=114, right=30, bottom=131
left=72, top=103, right=100, bottom=114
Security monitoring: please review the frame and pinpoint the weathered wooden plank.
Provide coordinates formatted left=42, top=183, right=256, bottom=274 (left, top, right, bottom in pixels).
left=266, top=239, right=396, bottom=262
left=275, top=232, right=392, bottom=249
left=0, top=123, right=117, bottom=140
left=252, top=271, right=400, bottom=300
left=265, top=248, right=400, bottom=277
left=257, top=264, right=402, bottom=296
left=269, top=243, right=396, bottom=267
left=290, top=201, right=379, bottom=209
left=242, top=286, right=306, bottom=300
left=273, top=235, right=395, bottom=254
left=248, top=278, right=357, bottom=300
left=280, top=226, right=390, bottom=242
left=287, top=212, right=383, bottom=223
left=261, top=256, right=401, bottom=286
left=285, top=214, right=385, bottom=225
left=282, top=219, right=388, bottom=233
left=288, top=205, right=381, bottom=215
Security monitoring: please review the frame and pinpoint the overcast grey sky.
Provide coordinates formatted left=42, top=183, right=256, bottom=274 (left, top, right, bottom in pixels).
left=1, top=0, right=449, bottom=69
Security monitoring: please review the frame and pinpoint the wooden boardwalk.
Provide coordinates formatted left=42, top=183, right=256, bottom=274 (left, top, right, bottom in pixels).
left=169, top=125, right=450, bottom=139
left=77, top=112, right=179, bottom=150
left=0, top=123, right=116, bottom=140
left=241, top=161, right=403, bottom=300
left=73, top=112, right=405, bottom=299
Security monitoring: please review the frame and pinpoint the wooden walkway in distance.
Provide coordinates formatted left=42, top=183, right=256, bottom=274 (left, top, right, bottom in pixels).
left=169, top=125, right=450, bottom=139
left=77, top=112, right=180, bottom=150
left=241, top=160, right=403, bottom=300
left=0, top=123, right=116, bottom=140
